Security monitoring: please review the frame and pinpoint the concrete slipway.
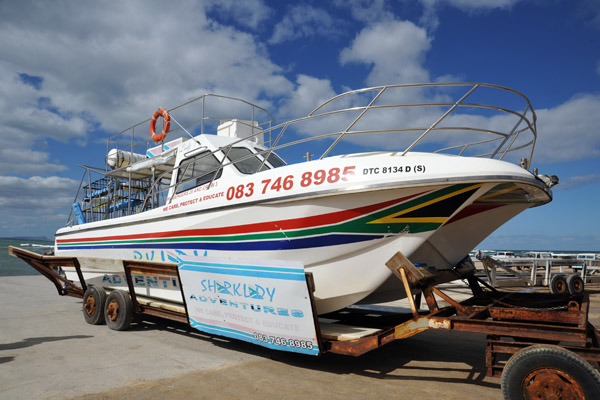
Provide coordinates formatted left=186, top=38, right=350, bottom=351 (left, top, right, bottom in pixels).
left=3, top=275, right=599, bottom=400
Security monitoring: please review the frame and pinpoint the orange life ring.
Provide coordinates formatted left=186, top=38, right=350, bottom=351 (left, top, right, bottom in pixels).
left=150, top=108, right=170, bottom=142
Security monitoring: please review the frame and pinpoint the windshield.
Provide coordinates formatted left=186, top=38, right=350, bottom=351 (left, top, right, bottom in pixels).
left=228, top=147, right=265, bottom=174
left=175, top=151, right=223, bottom=193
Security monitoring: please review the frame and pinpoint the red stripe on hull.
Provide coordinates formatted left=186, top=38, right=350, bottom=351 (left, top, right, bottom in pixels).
left=57, top=191, right=427, bottom=244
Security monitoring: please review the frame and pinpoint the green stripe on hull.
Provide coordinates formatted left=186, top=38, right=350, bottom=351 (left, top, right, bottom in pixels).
left=57, top=183, right=480, bottom=248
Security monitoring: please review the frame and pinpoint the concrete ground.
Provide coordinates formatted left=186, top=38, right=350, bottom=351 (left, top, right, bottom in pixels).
left=2, top=275, right=599, bottom=400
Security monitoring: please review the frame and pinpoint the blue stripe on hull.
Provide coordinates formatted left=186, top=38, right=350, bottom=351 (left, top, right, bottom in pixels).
left=56, top=233, right=386, bottom=251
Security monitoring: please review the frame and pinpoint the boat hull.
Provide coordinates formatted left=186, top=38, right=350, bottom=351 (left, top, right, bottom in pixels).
left=56, top=173, right=550, bottom=313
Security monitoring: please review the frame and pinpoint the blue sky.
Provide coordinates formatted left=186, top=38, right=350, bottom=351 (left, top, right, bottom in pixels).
left=0, top=0, right=598, bottom=250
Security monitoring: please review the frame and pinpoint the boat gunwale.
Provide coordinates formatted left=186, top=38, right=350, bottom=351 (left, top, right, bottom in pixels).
left=56, top=172, right=550, bottom=238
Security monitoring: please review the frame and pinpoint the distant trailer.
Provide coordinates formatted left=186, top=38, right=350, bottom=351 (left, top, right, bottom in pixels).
left=478, top=255, right=600, bottom=296
left=8, top=246, right=600, bottom=399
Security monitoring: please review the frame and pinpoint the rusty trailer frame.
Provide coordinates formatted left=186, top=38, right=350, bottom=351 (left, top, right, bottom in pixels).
left=8, top=246, right=87, bottom=298
left=8, top=245, right=600, bottom=378
left=321, top=252, right=600, bottom=377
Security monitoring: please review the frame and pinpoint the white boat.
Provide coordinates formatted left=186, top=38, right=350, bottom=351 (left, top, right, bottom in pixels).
left=54, top=83, right=556, bottom=314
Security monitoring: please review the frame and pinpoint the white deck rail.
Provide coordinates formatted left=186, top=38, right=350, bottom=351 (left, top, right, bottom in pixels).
left=66, top=83, right=538, bottom=225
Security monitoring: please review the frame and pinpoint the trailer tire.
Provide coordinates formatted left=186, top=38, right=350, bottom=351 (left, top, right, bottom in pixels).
left=104, top=290, right=133, bottom=331
left=501, top=345, right=600, bottom=400
left=567, top=274, right=585, bottom=295
left=83, top=285, right=107, bottom=325
left=549, top=274, right=568, bottom=296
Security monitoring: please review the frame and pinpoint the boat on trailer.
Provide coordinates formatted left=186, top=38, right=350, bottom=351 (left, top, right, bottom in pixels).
left=52, top=83, right=556, bottom=314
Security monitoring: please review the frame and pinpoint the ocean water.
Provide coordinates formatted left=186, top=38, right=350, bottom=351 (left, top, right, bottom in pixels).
left=0, top=239, right=54, bottom=276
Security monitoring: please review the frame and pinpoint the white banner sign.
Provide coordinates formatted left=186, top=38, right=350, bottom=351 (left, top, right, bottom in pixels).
left=178, top=255, right=319, bottom=355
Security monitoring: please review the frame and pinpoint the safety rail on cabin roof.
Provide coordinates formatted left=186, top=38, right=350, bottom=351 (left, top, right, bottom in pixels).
left=103, top=93, right=275, bottom=173
left=142, top=83, right=538, bottom=211
left=65, top=95, right=274, bottom=226
left=65, top=83, right=538, bottom=227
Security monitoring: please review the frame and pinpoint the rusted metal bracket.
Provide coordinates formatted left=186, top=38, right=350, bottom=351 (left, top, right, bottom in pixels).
left=385, top=251, right=471, bottom=316
left=8, top=246, right=85, bottom=297
left=122, top=260, right=189, bottom=324
left=430, top=285, right=471, bottom=316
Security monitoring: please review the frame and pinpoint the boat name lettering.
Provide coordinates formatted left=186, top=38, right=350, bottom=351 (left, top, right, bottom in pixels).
left=188, top=294, right=304, bottom=318
left=101, top=273, right=179, bottom=289
left=225, top=166, right=356, bottom=201
left=199, top=279, right=276, bottom=302
left=363, top=165, right=426, bottom=175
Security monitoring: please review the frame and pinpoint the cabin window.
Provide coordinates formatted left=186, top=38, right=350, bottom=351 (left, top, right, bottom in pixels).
left=255, top=145, right=286, bottom=168
left=228, top=147, right=266, bottom=174
left=175, top=151, right=222, bottom=193
left=265, top=151, right=286, bottom=168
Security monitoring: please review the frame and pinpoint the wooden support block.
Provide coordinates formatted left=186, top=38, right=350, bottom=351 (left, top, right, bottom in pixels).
left=386, top=251, right=431, bottom=286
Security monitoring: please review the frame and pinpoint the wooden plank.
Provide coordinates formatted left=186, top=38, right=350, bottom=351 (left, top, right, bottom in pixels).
left=319, top=322, right=381, bottom=341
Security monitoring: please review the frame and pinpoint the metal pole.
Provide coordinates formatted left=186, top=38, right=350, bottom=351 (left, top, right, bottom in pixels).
left=402, top=84, right=480, bottom=156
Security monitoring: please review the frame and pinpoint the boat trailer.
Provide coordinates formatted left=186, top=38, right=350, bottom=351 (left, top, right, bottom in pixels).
left=8, top=246, right=600, bottom=399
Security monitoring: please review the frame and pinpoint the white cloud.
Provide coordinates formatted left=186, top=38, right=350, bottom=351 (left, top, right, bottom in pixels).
left=443, top=0, right=521, bottom=10
left=419, top=0, right=522, bottom=31
left=578, top=0, right=600, bottom=30
left=534, top=94, right=600, bottom=164
left=340, top=20, right=431, bottom=86
left=278, top=75, right=338, bottom=118
left=335, top=0, right=395, bottom=24
left=0, top=147, right=67, bottom=175
left=419, top=0, right=522, bottom=13
left=555, top=174, right=600, bottom=191
left=268, top=4, right=342, bottom=45
left=206, top=0, right=272, bottom=30
left=0, top=66, right=91, bottom=174
left=0, top=0, right=293, bottom=174
left=0, top=175, right=80, bottom=238
left=0, top=176, right=78, bottom=210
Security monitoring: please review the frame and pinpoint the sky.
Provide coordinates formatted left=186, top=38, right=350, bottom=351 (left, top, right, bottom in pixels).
left=0, top=0, right=599, bottom=251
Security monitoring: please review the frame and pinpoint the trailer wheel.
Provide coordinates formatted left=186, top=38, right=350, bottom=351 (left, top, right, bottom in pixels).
left=567, top=274, right=585, bottom=295
left=104, top=290, right=133, bottom=331
left=501, top=345, right=600, bottom=400
left=550, top=274, right=568, bottom=296
left=83, top=285, right=107, bottom=325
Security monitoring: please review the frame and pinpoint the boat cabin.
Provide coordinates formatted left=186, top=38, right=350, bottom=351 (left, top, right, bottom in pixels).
left=70, top=118, right=285, bottom=225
